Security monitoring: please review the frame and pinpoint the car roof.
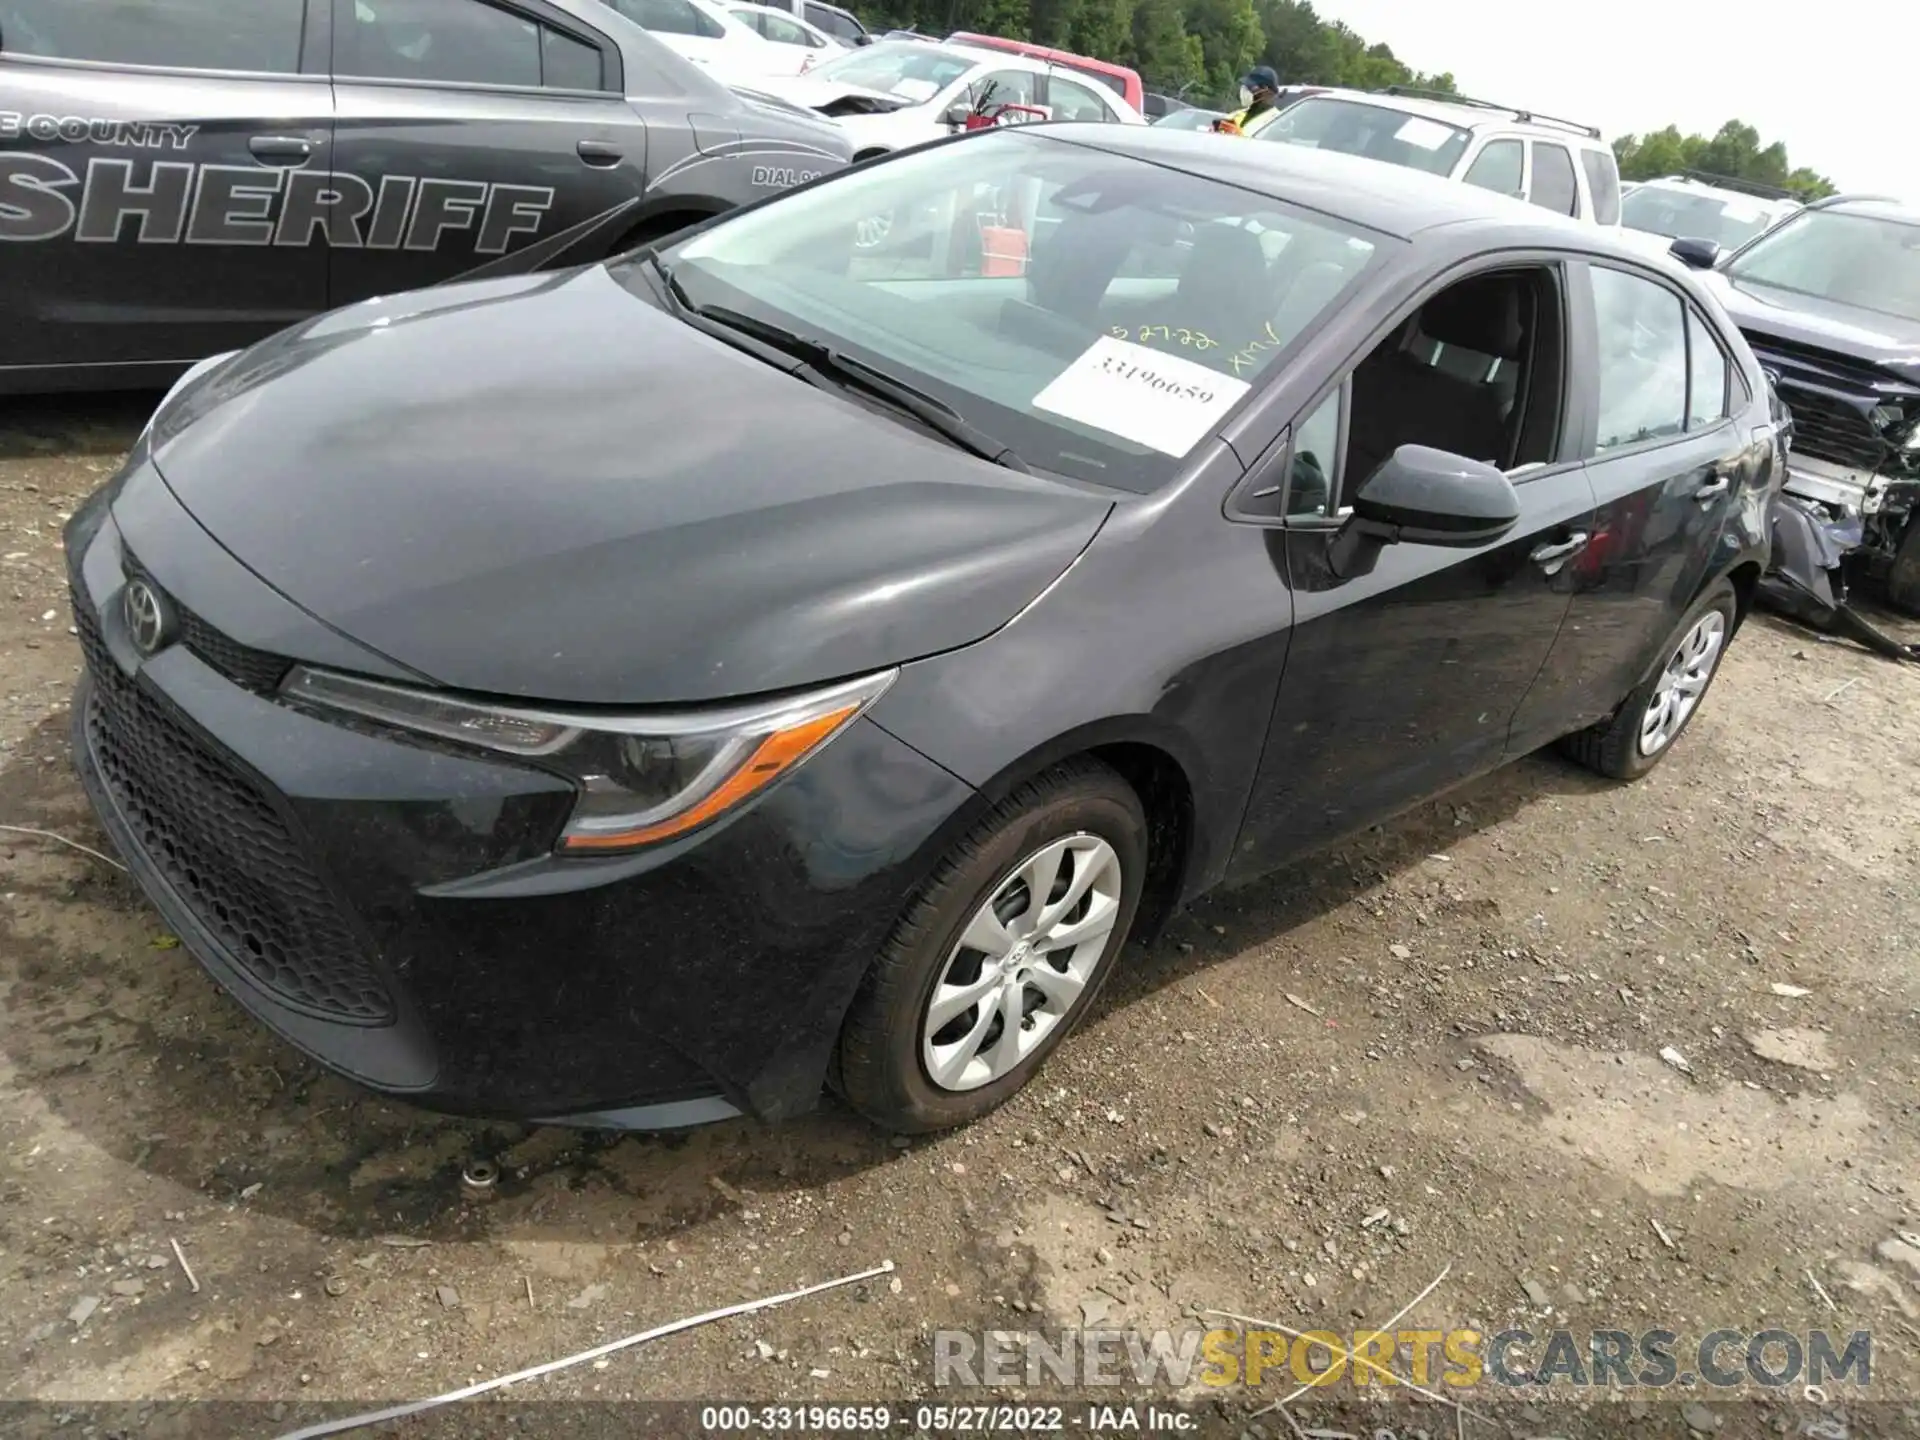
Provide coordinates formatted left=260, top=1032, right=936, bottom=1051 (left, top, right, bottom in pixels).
left=1633, top=175, right=1800, bottom=209
left=1814, top=195, right=1920, bottom=225
left=1045, top=124, right=1652, bottom=250
left=1283, top=86, right=1606, bottom=146
left=948, top=32, right=1141, bottom=80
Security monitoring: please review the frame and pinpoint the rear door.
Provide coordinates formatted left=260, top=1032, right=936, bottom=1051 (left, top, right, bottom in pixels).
left=327, top=0, right=646, bottom=306
left=0, top=0, right=330, bottom=379
left=1508, top=262, right=1758, bottom=749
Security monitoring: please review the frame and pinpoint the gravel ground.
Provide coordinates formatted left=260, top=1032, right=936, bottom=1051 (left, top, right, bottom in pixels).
left=2, top=396, right=1918, bottom=1440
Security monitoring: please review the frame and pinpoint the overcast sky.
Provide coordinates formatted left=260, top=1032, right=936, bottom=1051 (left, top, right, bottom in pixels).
left=1309, top=0, right=1908, bottom=196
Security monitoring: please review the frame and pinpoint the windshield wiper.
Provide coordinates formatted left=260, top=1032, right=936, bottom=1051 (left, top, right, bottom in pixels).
left=647, top=256, right=1030, bottom=473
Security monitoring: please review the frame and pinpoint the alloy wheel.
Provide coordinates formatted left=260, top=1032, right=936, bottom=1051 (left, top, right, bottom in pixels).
left=1638, top=610, right=1726, bottom=757
left=920, top=833, right=1124, bottom=1092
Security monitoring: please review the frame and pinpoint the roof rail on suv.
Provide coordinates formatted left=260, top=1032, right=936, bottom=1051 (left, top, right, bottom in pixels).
left=1377, top=85, right=1601, bottom=140
left=1801, top=191, right=1908, bottom=211
left=1678, top=169, right=1798, bottom=201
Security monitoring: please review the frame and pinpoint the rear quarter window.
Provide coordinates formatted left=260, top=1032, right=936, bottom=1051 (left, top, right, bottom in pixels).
left=0, top=0, right=306, bottom=72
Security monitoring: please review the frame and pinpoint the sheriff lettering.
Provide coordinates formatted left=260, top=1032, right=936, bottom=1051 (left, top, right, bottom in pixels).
left=0, top=154, right=554, bottom=252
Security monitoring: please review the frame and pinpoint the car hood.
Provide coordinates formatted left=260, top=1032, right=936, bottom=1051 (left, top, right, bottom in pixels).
left=147, top=267, right=1112, bottom=706
left=1701, top=270, right=1920, bottom=380
left=744, top=71, right=916, bottom=115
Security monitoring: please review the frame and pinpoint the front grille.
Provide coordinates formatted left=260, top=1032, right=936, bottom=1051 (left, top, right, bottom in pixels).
left=177, top=602, right=292, bottom=693
left=1746, top=334, right=1895, bottom=472
left=74, top=592, right=394, bottom=1025
left=118, top=550, right=291, bottom=693
left=1772, top=383, right=1887, bottom=471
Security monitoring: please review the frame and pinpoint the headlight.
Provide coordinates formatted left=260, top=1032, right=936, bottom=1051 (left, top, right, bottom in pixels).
left=280, top=666, right=896, bottom=854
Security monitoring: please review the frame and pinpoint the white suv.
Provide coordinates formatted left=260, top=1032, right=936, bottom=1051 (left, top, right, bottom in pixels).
left=1616, top=173, right=1802, bottom=260
left=1256, top=87, right=1623, bottom=227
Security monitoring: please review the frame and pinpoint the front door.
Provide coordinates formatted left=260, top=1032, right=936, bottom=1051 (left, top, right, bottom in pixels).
left=1509, top=262, right=1758, bottom=749
left=1229, top=261, right=1597, bottom=880
left=0, top=0, right=331, bottom=373
left=326, top=0, right=647, bottom=308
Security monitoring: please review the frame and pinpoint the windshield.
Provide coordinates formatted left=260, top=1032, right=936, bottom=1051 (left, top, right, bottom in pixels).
left=802, top=40, right=975, bottom=101
left=1727, top=209, right=1920, bottom=323
left=644, top=130, right=1383, bottom=492
left=1256, top=98, right=1470, bottom=178
left=1622, top=186, right=1792, bottom=249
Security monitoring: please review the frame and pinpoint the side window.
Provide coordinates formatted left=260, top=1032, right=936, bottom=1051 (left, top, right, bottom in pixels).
left=1686, top=309, right=1730, bottom=429
left=541, top=26, right=604, bottom=88
left=614, top=0, right=724, bottom=38
left=1581, top=148, right=1621, bottom=226
left=339, top=0, right=545, bottom=87
left=805, top=3, right=861, bottom=41
left=968, top=69, right=1039, bottom=112
left=1461, top=139, right=1522, bottom=198
left=1286, top=389, right=1344, bottom=517
left=759, top=11, right=816, bottom=45
left=0, top=0, right=305, bottom=72
left=1591, top=266, right=1688, bottom=450
left=1529, top=142, right=1578, bottom=217
left=1048, top=75, right=1114, bottom=123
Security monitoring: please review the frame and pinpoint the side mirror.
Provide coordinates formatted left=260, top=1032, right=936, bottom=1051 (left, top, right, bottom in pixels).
left=1668, top=236, right=1721, bottom=270
left=943, top=101, right=973, bottom=129
left=852, top=33, right=874, bottom=45
left=1327, top=444, right=1520, bottom=579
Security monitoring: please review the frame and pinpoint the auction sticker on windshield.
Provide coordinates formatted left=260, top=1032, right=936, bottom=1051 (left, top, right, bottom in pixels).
left=1032, top=336, right=1250, bottom=456
left=1394, top=116, right=1454, bottom=150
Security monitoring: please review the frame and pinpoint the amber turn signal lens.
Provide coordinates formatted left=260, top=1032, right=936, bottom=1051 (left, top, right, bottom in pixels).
left=555, top=702, right=861, bottom=851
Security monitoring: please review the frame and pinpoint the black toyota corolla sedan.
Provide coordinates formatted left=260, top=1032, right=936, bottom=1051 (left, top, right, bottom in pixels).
left=67, top=125, right=1783, bottom=1135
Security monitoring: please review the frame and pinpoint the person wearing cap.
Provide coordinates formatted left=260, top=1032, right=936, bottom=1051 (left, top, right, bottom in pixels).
left=1213, top=67, right=1283, bottom=137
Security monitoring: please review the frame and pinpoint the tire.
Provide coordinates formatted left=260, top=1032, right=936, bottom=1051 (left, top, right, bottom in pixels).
left=1559, top=578, right=1738, bottom=781
left=833, top=760, right=1148, bottom=1134
left=1888, top=514, right=1920, bottom=616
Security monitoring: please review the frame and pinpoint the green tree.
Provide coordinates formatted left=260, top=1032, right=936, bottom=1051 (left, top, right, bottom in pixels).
left=1614, top=120, right=1836, bottom=200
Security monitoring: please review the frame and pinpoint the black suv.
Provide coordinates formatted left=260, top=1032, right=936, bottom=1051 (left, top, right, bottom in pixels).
left=1673, top=195, right=1920, bottom=614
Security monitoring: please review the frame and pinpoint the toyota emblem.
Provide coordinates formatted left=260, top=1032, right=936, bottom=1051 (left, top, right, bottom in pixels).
left=122, top=577, right=174, bottom=657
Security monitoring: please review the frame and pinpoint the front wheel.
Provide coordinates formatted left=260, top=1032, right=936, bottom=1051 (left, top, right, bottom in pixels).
left=833, top=761, right=1147, bottom=1134
left=1887, top=513, right=1920, bottom=616
left=1559, top=578, right=1737, bottom=780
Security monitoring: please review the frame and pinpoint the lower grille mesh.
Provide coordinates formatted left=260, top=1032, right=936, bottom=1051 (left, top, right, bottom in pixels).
left=75, top=591, right=394, bottom=1024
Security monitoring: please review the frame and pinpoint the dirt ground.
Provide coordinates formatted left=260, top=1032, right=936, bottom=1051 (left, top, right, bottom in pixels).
left=3, top=395, right=1919, bottom=1440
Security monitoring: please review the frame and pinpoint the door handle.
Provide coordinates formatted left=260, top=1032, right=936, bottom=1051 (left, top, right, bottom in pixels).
left=577, top=140, right=623, bottom=166
left=1529, top=532, right=1590, bottom=575
left=1693, top=474, right=1732, bottom=504
left=249, top=135, right=313, bottom=164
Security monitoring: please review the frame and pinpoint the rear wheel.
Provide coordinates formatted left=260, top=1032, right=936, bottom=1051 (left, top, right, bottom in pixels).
left=1887, top=514, right=1920, bottom=616
left=833, top=761, right=1147, bottom=1134
left=1559, top=578, right=1737, bottom=781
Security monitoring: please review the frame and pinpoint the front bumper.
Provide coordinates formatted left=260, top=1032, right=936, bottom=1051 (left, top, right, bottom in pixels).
left=66, top=478, right=975, bottom=1125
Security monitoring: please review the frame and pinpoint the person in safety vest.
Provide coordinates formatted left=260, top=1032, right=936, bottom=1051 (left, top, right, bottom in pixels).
left=1211, top=66, right=1283, bottom=137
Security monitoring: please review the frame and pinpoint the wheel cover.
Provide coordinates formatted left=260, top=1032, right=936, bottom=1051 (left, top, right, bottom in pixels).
left=1639, top=610, right=1726, bottom=757
left=920, top=833, right=1124, bottom=1093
